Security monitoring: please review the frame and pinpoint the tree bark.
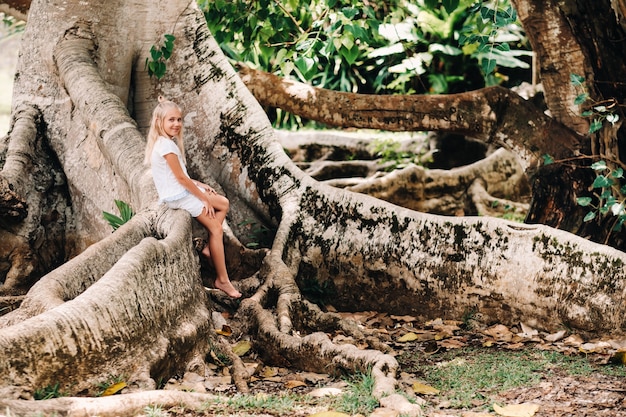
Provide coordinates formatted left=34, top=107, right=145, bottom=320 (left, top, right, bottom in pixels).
left=238, top=64, right=585, bottom=172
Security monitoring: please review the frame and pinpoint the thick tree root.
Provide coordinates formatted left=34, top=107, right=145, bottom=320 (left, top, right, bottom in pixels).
left=346, top=148, right=529, bottom=216
left=0, top=390, right=216, bottom=417
left=232, top=246, right=399, bottom=399
left=0, top=208, right=214, bottom=398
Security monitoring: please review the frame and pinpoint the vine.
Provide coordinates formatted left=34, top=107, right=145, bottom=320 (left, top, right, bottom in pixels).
left=145, top=33, right=176, bottom=79
left=569, top=74, right=626, bottom=232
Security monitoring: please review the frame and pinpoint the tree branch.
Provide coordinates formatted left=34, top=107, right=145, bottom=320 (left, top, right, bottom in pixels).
left=237, top=64, right=587, bottom=171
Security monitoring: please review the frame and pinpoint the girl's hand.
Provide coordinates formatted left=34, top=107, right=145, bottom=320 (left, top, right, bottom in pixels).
left=203, top=200, right=216, bottom=218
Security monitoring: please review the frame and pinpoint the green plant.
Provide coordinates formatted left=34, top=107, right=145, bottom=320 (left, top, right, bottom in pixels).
left=102, top=199, right=135, bottom=231
left=299, top=276, right=335, bottom=306
left=329, top=371, right=379, bottom=415
left=238, top=219, right=275, bottom=248
left=145, top=34, right=175, bottom=79
left=143, top=404, right=168, bottom=417
left=577, top=160, right=626, bottom=231
left=200, top=0, right=530, bottom=128
left=369, top=137, right=422, bottom=171
left=571, top=73, right=621, bottom=134
left=34, top=382, right=68, bottom=400
left=215, top=392, right=305, bottom=414
left=400, top=347, right=626, bottom=409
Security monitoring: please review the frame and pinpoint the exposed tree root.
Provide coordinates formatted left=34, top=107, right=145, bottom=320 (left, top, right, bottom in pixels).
left=345, top=148, right=529, bottom=216
left=0, top=390, right=216, bottom=417
left=0, top=104, right=68, bottom=295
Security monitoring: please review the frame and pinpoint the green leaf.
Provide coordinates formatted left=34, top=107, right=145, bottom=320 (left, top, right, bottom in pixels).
left=574, top=93, right=588, bottom=105
left=612, top=168, right=624, bottom=178
left=443, top=0, right=460, bottom=14
left=541, top=154, right=554, bottom=165
left=589, top=119, right=603, bottom=133
left=570, top=73, right=585, bottom=86
left=583, top=211, right=597, bottom=222
left=481, top=57, right=496, bottom=74
left=591, top=160, right=607, bottom=170
left=102, top=212, right=124, bottom=230
left=592, top=175, right=613, bottom=188
left=576, top=197, right=593, bottom=207
left=341, top=44, right=360, bottom=65
left=150, top=45, right=161, bottom=61
left=295, top=56, right=316, bottom=78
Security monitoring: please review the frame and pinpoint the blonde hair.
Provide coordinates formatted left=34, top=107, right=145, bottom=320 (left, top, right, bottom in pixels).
left=144, top=96, right=186, bottom=165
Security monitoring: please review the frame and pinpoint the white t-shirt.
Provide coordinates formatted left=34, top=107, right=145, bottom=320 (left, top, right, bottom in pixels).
left=151, top=136, right=190, bottom=202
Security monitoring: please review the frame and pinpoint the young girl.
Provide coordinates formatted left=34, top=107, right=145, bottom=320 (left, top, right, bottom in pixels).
left=145, top=96, right=241, bottom=298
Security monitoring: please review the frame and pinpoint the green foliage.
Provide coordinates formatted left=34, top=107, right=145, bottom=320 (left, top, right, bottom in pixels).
left=145, top=34, right=175, bottom=79
left=220, top=392, right=304, bottom=414
left=571, top=73, right=620, bottom=134
left=1, top=13, right=26, bottom=38
left=328, top=371, right=380, bottom=415
left=34, top=382, right=68, bottom=400
left=577, top=160, right=626, bottom=232
left=300, top=276, right=335, bottom=305
left=238, top=219, right=275, bottom=248
left=143, top=404, right=168, bottom=417
left=369, top=137, right=425, bottom=171
left=102, top=200, right=135, bottom=231
left=198, top=0, right=530, bottom=128
left=401, top=347, right=626, bottom=409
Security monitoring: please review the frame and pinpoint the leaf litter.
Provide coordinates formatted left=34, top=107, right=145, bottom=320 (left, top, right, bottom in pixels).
left=163, top=310, right=626, bottom=416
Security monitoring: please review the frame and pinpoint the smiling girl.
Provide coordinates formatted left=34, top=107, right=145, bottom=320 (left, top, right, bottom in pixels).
left=144, top=96, right=241, bottom=298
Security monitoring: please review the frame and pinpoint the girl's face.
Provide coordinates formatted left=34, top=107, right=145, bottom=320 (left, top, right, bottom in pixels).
left=162, top=108, right=182, bottom=138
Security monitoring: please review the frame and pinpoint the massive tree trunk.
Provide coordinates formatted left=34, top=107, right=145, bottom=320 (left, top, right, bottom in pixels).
left=512, top=0, right=626, bottom=248
left=1, top=0, right=626, bottom=414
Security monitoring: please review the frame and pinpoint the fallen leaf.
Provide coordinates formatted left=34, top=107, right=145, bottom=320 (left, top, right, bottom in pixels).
left=483, top=324, right=513, bottom=342
left=215, top=325, right=232, bottom=336
left=101, top=381, right=126, bottom=396
left=412, top=381, right=439, bottom=395
left=308, top=387, right=344, bottom=397
left=562, top=334, right=584, bottom=347
left=493, top=402, right=540, bottom=417
left=284, top=380, right=307, bottom=389
left=397, top=332, right=419, bottom=342
left=232, top=340, right=252, bottom=356
left=391, top=314, right=418, bottom=322
left=439, top=338, right=466, bottom=349
left=260, top=366, right=279, bottom=378
left=518, top=322, right=538, bottom=338
left=544, top=329, right=567, bottom=342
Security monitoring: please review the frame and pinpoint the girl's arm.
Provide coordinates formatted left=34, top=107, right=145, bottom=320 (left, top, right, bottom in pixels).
left=192, top=179, right=217, bottom=194
left=164, top=153, right=216, bottom=218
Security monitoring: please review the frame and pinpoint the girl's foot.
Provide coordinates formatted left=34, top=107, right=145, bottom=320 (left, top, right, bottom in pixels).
left=214, top=279, right=242, bottom=298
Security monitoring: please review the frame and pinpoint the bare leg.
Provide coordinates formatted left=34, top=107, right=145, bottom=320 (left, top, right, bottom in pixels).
left=196, top=195, right=241, bottom=298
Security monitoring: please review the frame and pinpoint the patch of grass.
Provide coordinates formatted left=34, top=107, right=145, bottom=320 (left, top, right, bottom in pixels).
left=399, top=347, right=626, bottom=409
left=212, top=392, right=311, bottom=415
left=143, top=404, right=168, bottom=417
left=33, top=382, right=68, bottom=400
left=328, top=371, right=380, bottom=415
